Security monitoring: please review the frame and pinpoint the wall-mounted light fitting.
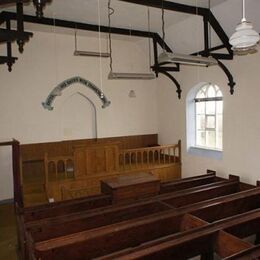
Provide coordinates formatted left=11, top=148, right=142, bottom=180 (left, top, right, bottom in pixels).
left=108, top=72, right=155, bottom=80
left=158, top=0, right=217, bottom=67
left=74, top=50, right=110, bottom=58
left=158, top=52, right=218, bottom=67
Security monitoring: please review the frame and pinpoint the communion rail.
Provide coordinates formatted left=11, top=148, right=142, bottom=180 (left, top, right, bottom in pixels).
left=119, top=140, right=181, bottom=171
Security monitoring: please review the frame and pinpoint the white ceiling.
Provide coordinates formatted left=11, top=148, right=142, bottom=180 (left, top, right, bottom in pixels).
left=4, top=0, right=228, bottom=33
left=2, top=0, right=260, bottom=52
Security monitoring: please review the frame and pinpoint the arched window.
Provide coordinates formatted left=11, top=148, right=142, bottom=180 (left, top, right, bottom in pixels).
left=195, top=84, right=223, bottom=150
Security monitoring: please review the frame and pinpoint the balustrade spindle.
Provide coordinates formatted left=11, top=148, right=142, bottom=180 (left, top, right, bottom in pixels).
left=119, top=143, right=180, bottom=170
left=135, top=152, right=137, bottom=167
left=123, top=152, right=126, bottom=169
left=141, top=151, right=144, bottom=167
left=129, top=152, right=132, bottom=167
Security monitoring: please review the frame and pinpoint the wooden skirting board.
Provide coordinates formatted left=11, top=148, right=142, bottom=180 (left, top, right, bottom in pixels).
left=16, top=170, right=260, bottom=260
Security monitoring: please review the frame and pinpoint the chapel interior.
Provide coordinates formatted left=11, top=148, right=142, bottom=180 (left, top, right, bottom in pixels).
left=0, top=0, right=260, bottom=259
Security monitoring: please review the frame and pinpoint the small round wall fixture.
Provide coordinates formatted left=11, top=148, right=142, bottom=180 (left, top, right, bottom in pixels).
left=128, top=90, right=136, bottom=98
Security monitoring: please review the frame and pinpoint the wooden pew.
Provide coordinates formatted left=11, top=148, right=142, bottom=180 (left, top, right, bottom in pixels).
left=31, top=212, right=206, bottom=259
left=18, top=173, right=257, bottom=259
left=160, top=170, right=222, bottom=193
left=21, top=193, right=112, bottom=222
left=21, top=171, right=221, bottom=222
left=17, top=171, right=223, bottom=259
left=160, top=179, right=240, bottom=208
left=98, top=209, right=260, bottom=260
left=17, top=193, right=111, bottom=260
left=25, top=179, right=240, bottom=241
left=28, top=188, right=260, bottom=259
left=21, top=177, right=238, bottom=259
left=26, top=201, right=171, bottom=242
left=223, top=245, right=260, bottom=259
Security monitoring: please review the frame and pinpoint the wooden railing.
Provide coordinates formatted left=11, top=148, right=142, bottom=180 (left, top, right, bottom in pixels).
left=44, top=141, right=182, bottom=202
left=119, top=140, right=181, bottom=170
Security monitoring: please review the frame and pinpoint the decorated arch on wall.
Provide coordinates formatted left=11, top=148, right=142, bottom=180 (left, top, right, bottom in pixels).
left=42, top=76, right=111, bottom=111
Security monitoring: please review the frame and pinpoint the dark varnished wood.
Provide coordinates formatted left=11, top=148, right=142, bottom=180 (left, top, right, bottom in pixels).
left=24, top=180, right=240, bottom=243
left=160, top=171, right=222, bottom=193
left=99, top=210, right=260, bottom=260
left=223, top=244, right=260, bottom=259
left=101, top=172, right=160, bottom=203
left=21, top=134, right=158, bottom=161
left=21, top=193, right=112, bottom=222
left=31, top=189, right=260, bottom=259
left=16, top=173, right=260, bottom=260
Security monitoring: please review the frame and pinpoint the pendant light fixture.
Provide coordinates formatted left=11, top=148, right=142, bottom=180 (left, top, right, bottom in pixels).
left=33, top=0, right=51, bottom=18
left=107, top=0, right=155, bottom=80
left=158, top=0, right=217, bottom=67
left=229, top=0, right=259, bottom=55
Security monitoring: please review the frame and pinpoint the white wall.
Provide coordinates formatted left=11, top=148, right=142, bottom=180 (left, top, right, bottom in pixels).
left=0, top=29, right=158, bottom=144
left=157, top=0, right=260, bottom=185
left=0, top=29, right=158, bottom=200
left=158, top=48, right=260, bottom=185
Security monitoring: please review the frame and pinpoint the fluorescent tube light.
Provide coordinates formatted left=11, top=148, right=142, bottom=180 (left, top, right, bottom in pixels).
left=108, top=71, right=156, bottom=80
left=74, top=50, right=110, bottom=57
left=158, top=52, right=218, bottom=67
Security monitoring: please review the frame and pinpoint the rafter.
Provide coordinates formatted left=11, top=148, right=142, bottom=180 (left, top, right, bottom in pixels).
left=0, top=0, right=236, bottom=96
left=118, top=0, right=233, bottom=59
left=3, top=11, right=158, bottom=39
left=0, top=28, right=32, bottom=43
left=119, top=0, right=208, bottom=16
left=0, top=0, right=30, bottom=5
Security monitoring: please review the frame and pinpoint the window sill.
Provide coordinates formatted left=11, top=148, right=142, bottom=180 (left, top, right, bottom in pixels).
left=188, top=146, right=223, bottom=160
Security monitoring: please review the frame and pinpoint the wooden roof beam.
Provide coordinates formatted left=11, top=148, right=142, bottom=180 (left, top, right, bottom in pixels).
left=0, top=0, right=30, bottom=6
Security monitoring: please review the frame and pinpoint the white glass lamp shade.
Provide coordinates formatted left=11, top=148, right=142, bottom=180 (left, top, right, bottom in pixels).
left=229, top=20, right=260, bottom=52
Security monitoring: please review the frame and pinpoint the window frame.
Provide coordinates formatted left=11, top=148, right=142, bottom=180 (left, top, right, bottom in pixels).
left=186, top=82, right=223, bottom=160
left=194, top=84, right=223, bottom=151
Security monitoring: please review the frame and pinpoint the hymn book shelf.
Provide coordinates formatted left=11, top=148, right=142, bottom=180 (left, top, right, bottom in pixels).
left=15, top=170, right=260, bottom=260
